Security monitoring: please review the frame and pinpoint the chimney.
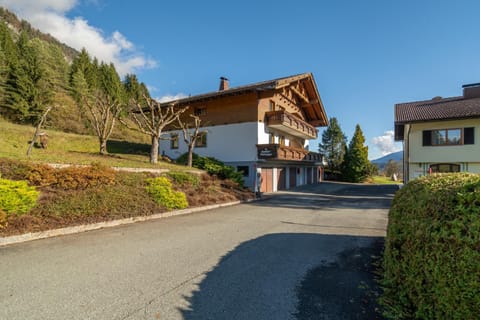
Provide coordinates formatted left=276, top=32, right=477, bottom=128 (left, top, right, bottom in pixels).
left=462, top=83, right=480, bottom=98
left=219, top=77, right=229, bottom=91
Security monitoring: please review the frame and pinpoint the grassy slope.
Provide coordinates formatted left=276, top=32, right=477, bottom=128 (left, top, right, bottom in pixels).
left=0, top=118, right=192, bottom=170
left=368, top=175, right=403, bottom=185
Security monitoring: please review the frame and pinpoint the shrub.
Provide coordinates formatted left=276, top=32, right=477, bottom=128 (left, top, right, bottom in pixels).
left=28, top=163, right=116, bottom=189
left=380, top=173, right=480, bottom=319
left=0, top=177, right=39, bottom=215
left=146, top=177, right=188, bottom=210
left=0, top=158, right=116, bottom=190
left=166, top=171, right=200, bottom=188
left=176, top=153, right=244, bottom=186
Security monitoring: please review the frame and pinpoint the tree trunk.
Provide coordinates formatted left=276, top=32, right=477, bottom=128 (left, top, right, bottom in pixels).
left=187, top=144, right=194, bottom=167
left=26, top=106, right=52, bottom=157
left=150, top=135, right=159, bottom=164
left=99, top=138, right=108, bottom=155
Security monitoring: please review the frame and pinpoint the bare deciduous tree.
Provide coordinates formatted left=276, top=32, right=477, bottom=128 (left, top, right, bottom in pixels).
left=83, top=91, right=123, bottom=155
left=26, top=106, right=52, bottom=157
left=120, top=95, right=188, bottom=164
left=178, top=114, right=203, bottom=167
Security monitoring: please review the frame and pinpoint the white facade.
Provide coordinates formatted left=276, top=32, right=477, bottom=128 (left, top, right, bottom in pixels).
left=403, top=119, right=480, bottom=181
left=160, top=121, right=320, bottom=191
left=160, top=122, right=259, bottom=162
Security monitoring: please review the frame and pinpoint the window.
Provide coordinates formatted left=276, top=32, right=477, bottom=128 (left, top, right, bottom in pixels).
left=195, top=132, right=207, bottom=147
left=194, top=107, right=207, bottom=116
left=237, top=166, right=250, bottom=177
left=170, top=133, right=179, bottom=149
left=423, top=127, right=475, bottom=146
left=430, top=164, right=460, bottom=173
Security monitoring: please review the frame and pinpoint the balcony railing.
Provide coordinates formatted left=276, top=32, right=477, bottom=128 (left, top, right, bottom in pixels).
left=257, top=144, right=323, bottom=162
left=265, top=110, right=318, bottom=139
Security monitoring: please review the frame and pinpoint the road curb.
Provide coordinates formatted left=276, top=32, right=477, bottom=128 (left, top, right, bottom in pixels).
left=0, top=200, right=250, bottom=247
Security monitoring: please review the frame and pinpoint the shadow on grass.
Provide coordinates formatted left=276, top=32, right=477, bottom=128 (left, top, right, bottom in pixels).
left=177, top=233, right=384, bottom=320
left=106, top=139, right=151, bottom=155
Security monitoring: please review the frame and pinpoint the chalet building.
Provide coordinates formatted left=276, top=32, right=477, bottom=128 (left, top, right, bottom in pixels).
left=160, top=73, right=329, bottom=192
left=395, top=83, right=480, bottom=183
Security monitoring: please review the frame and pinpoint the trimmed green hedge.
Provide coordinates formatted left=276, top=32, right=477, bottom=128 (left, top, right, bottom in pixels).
left=0, top=177, right=39, bottom=215
left=146, top=177, right=188, bottom=210
left=380, top=173, right=480, bottom=319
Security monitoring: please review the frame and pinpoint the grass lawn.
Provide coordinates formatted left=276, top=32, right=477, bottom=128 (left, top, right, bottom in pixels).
left=0, top=118, right=195, bottom=171
left=368, top=175, right=403, bottom=185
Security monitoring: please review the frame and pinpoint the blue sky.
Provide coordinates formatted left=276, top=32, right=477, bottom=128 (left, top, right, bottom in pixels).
left=3, top=0, right=480, bottom=159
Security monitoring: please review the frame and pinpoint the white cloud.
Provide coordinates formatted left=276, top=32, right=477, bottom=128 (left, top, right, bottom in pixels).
left=372, top=130, right=402, bottom=156
left=0, top=0, right=156, bottom=76
left=157, top=93, right=188, bottom=103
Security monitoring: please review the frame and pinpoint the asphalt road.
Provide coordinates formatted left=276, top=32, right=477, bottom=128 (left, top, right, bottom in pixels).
left=0, top=182, right=398, bottom=320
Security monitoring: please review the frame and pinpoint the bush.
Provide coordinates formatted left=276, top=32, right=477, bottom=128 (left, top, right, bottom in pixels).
left=0, top=177, right=39, bottom=215
left=176, top=153, right=244, bottom=186
left=166, top=171, right=200, bottom=188
left=0, top=158, right=116, bottom=190
left=380, top=173, right=480, bottom=319
left=146, top=177, right=188, bottom=210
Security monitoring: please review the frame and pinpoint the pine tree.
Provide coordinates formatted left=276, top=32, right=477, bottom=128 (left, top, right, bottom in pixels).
left=342, top=124, right=371, bottom=182
left=319, top=117, right=347, bottom=177
left=4, top=32, right=53, bottom=123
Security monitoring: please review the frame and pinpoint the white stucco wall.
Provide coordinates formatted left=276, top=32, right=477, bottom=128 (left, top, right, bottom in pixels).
left=160, top=122, right=260, bottom=162
left=406, top=119, right=480, bottom=181
left=409, top=119, right=480, bottom=163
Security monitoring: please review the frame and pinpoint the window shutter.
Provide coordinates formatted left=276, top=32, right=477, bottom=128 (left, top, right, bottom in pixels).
left=464, top=127, right=475, bottom=145
left=422, top=130, right=432, bottom=146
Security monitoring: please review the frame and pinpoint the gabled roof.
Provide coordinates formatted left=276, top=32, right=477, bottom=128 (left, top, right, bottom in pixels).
left=159, top=73, right=328, bottom=127
left=395, top=96, right=480, bottom=124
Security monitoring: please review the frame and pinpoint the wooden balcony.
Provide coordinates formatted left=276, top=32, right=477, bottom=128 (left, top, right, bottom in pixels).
left=265, top=110, right=318, bottom=139
left=257, top=144, right=323, bottom=162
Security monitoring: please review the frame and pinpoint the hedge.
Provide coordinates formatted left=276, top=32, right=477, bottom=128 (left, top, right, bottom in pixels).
left=380, top=173, right=480, bottom=319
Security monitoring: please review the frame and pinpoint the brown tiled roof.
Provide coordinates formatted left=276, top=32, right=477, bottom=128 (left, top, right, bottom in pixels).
left=395, top=96, right=480, bottom=124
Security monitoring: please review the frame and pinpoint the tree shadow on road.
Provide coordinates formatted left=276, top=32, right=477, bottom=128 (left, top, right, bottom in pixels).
left=178, top=233, right=384, bottom=320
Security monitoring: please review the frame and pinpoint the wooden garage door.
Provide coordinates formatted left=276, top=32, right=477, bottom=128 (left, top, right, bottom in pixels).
left=261, top=168, right=273, bottom=193
left=277, top=168, right=286, bottom=190
left=289, top=167, right=297, bottom=188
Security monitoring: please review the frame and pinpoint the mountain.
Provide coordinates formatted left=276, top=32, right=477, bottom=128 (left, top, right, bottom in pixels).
left=0, top=7, right=78, bottom=61
left=371, top=151, right=403, bottom=168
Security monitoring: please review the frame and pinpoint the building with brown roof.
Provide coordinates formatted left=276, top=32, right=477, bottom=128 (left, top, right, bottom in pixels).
left=394, top=83, right=480, bottom=182
left=159, top=73, right=329, bottom=192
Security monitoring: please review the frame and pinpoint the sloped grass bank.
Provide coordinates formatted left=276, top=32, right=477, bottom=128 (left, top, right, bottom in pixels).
left=0, top=118, right=189, bottom=170
left=380, top=173, right=480, bottom=319
left=0, top=159, right=254, bottom=237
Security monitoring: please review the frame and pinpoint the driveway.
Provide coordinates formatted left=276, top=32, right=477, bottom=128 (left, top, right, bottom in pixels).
left=0, top=182, right=397, bottom=320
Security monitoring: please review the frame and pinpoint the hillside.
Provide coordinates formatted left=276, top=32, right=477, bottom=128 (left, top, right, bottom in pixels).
left=0, top=7, right=149, bottom=144
left=0, top=118, right=179, bottom=169
left=0, top=7, right=78, bottom=61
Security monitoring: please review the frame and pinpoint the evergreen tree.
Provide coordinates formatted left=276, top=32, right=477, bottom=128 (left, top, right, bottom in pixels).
left=342, top=124, right=371, bottom=182
left=318, top=117, right=347, bottom=177
left=3, top=32, right=53, bottom=123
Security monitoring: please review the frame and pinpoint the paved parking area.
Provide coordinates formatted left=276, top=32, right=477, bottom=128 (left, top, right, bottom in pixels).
left=0, top=182, right=398, bottom=319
